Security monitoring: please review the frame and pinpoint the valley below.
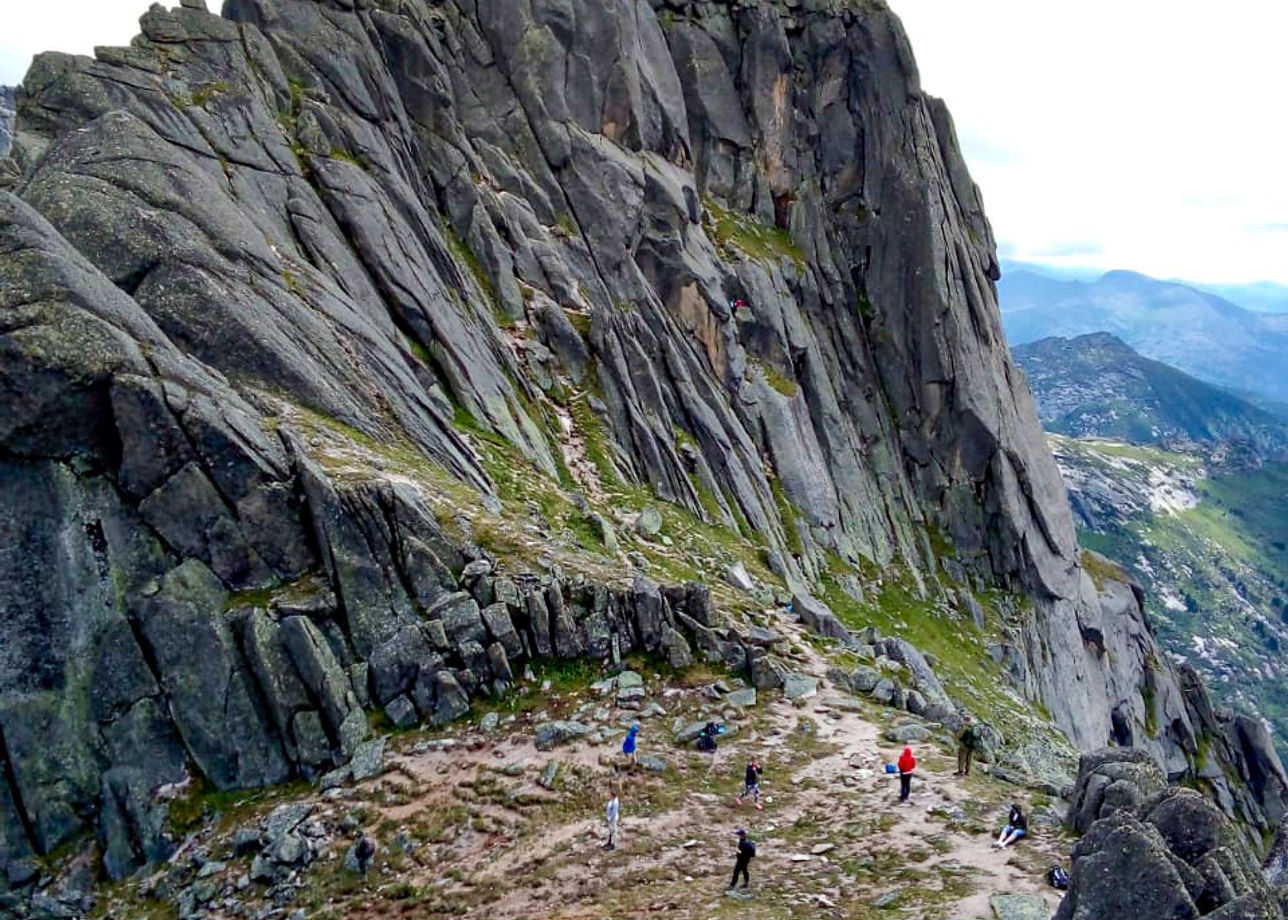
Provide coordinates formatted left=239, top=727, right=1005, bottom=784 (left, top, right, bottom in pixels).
left=1053, top=436, right=1288, bottom=757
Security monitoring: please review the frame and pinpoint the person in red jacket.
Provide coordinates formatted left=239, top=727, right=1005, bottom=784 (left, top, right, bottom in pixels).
left=897, top=747, right=916, bottom=803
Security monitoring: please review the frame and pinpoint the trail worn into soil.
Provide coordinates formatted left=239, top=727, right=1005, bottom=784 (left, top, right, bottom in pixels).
left=327, top=621, right=1070, bottom=920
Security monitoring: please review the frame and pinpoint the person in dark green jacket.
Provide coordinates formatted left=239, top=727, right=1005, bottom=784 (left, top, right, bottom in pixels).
left=955, top=715, right=979, bottom=776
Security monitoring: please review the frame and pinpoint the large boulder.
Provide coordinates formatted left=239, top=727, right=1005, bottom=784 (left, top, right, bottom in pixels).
left=1068, top=748, right=1168, bottom=834
left=1055, top=811, right=1200, bottom=920
left=1060, top=758, right=1282, bottom=920
left=791, top=591, right=854, bottom=644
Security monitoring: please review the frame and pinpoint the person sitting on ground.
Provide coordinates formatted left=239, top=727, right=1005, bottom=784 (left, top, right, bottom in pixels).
left=955, top=715, right=979, bottom=776
left=993, top=803, right=1028, bottom=848
left=897, top=746, right=916, bottom=803
left=736, top=759, right=764, bottom=810
left=604, top=786, right=620, bottom=851
left=697, top=721, right=721, bottom=753
left=622, top=724, right=640, bottom=770
left=728, top=828, right=756, bottom=891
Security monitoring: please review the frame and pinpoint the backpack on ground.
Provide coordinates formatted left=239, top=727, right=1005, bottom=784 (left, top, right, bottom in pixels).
left=1047, top=865, right=1069, bottom=890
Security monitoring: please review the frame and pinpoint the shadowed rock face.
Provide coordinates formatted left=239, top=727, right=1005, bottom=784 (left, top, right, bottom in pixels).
left=0, top=0, right=1283, bottom=884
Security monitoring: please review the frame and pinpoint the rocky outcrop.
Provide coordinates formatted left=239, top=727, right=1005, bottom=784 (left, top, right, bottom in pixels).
left=0, top=86, right=14, bottom=158
left=1, top=0, right=1283, bottom=890
left=1059, top=749, right=1284, bottom=919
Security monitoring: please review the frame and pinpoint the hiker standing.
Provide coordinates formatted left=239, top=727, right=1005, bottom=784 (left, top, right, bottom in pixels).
left=736, top=759, right=763, bottom=810
left=955, top=716, right=978, bottom=776
left=604, top=787, right=620, bottom=850
left=354, top=832, right=376, bottom=877
left=993, top=803, right=1028, bottom=848
left=729, top=828, right=755, bottom=890
left=897, top=746, right=916, bottom=803
left=622, top=724, right=640, bottom=770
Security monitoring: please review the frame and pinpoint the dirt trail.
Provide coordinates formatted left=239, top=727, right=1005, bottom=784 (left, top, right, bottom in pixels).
left=326, top=617, right=1069, bottom=920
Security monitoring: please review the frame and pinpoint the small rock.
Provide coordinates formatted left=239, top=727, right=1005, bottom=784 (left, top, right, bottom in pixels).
left=249, top=855, right=277, bottom=882
left=479, top=711, right=500, bottom=733
left=617, top=684, right=647, bottom=703
left=197, top=860, right=226, bottom=878
left=539, top=762, right=561, bottom=789
left=990, top=893, right=1049, bottom=920
left=535, top=720, right=592, bottom=751
left=725, top=687, right=757, bottom=708
left=873, top=890, right=900, bottom=909
left=725, top=562, right=755, bottom=592
left=824, top=696, right=865, bottom=712
left=782, top=675, right=818, bottom=700
left=233, top=828, right=262, bottom=856
left=634, top=507, right=664, bottom=537
left=674, top=721, right=708, bottom=744
left=884, top=724, right=931, bottom=744
left=744, top=626, right=785, bottom=647
left=267, top=832, right=307, bottom=866
left=262, top=803, right=313, bottom=843
left=638, top=755, right=667, bottom=773
left=384, top=694, right=418, bottom=728
left=811, top=843, right=835, bottom=855
left=349, top=737, right=386, bottom=781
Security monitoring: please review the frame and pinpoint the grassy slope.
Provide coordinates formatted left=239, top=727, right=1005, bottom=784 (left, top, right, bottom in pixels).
left=1076, top=459, right=1288, bottom=752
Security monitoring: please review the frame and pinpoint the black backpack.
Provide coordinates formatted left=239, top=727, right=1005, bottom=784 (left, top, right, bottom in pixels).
left=745, top=839, right=757, bottom=859
left=1047, top=865, right=1069, bottom=890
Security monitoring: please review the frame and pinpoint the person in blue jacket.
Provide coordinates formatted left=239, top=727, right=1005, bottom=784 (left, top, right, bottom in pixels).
left=622, top=724, right=640, bottom=770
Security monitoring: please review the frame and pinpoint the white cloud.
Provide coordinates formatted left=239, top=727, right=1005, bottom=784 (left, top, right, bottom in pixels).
left=3, top=2, right=1284, bottom=284
left=891, top=0, right=1288, bottom=284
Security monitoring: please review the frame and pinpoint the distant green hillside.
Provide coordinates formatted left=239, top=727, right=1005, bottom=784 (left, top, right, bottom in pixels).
left=1014, top=333, right=1288, bottom=457
left=1054, top=435, right=1288, bottom=755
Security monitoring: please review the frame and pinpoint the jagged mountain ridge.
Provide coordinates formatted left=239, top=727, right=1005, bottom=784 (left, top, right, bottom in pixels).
left=1000, top=267, right=1288, bottom=402
left=0, top=0, right=1283, bottom=890
left=1013, top=332, right=1288, bottom=458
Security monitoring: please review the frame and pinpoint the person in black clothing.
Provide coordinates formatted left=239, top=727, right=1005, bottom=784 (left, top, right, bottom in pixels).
left=729, top=828, right=755, bottom=890
left=354, top=833, right=376, bottom=876
left=992, top=803, right=1028, bottom=848
left=736, top=759, right=763, bottom=810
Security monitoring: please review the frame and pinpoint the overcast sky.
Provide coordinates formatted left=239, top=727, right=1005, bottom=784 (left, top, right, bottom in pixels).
left=2, top=1, right=1285, bottom=284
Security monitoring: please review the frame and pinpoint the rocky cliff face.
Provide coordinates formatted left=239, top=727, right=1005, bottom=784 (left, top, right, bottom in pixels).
left=0, top=85, right=15, bottom=158
left=1, top=0, right=1282, bottom=886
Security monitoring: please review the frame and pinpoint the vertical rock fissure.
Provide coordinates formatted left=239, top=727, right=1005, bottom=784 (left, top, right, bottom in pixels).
left=0, top=723, right=42, bottom=857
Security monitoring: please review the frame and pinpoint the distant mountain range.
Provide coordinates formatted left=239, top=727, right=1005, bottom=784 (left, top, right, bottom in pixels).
left=999, top=267, right=1288, bottom=402
left=1002, top=260, right=1288, bottom=314
left=1013, top=333, right=1288, bottom=458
